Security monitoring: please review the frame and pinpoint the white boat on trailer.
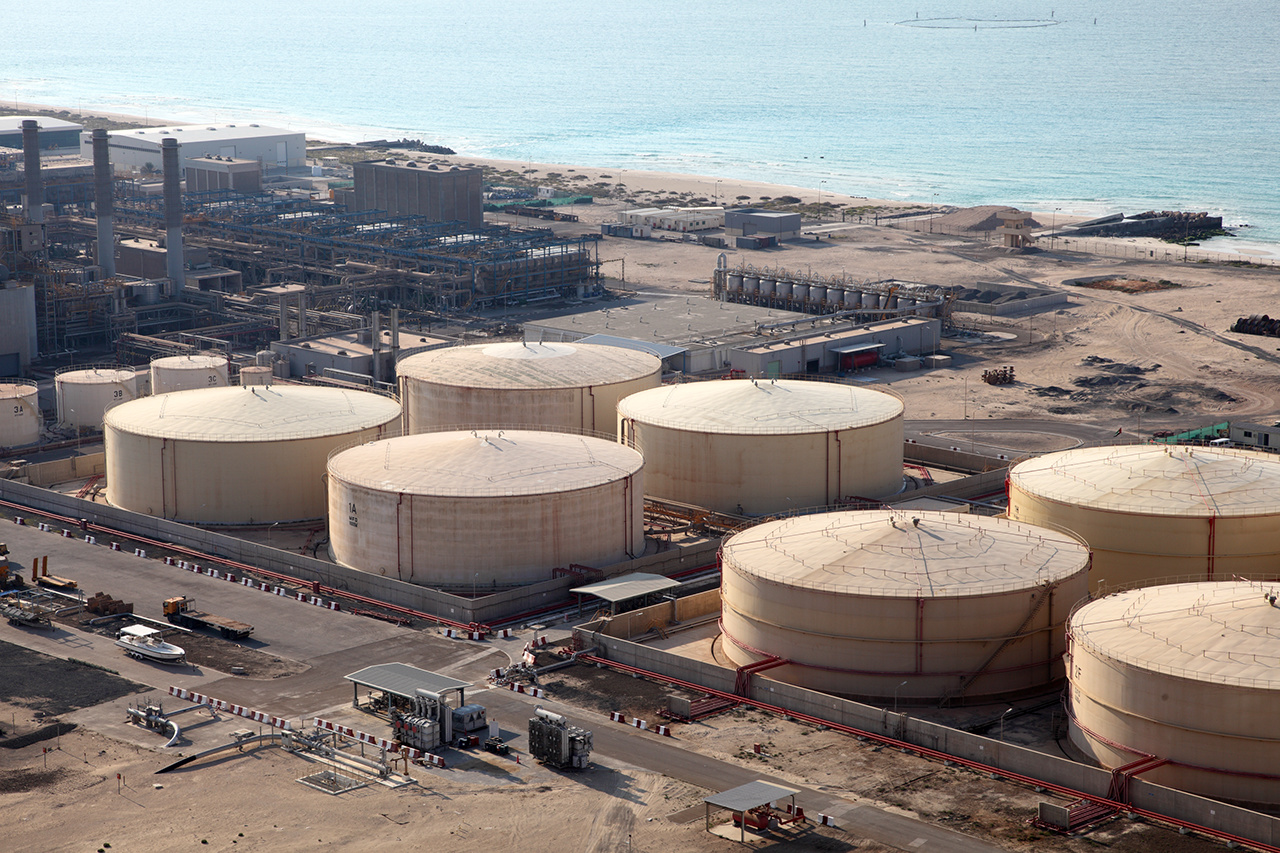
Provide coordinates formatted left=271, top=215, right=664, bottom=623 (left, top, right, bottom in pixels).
left=115, top=625, right=187, bottom=664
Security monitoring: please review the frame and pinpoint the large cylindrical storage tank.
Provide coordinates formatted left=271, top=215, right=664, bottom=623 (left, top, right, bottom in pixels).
left=150, top=354, right=229, bottom=395
left=328, top=430, right=645, bottom=587
left=617, top=379, right=904, bottom=514
left=1069, top=581, right=1280, bottom=807
left=721, top=510, right=1090, bottom=702
left=1009, top=446, right=1280, bottom=591
left=0, top=380, right=40, bottom=447
left=104, top=386, right=400, bottom=525
left=56, top=366, right=139, bottom=430
left=398, top=342, right=661, bottom=435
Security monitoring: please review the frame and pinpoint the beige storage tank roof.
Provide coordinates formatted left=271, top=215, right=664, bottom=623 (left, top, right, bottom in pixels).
left=724, top=511, right=1087, bottom=596
left=1010, top=445, right=1280, bottom=517
left=1071, top=581, right=1280, bottom=688
left=104, top=385, right=401, bottom=441
left=329, top=429, right=643, bottom=496
left=616, top=379, right=903, bottom=434
left=397, top=342, right=660, bottom=389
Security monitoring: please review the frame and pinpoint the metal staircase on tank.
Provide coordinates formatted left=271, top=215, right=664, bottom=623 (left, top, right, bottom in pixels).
left=939, top=579, right=1058, bottom=707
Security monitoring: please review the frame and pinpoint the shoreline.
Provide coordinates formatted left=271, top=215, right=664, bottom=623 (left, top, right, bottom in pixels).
left=5, top=100, right=1274, bottom=259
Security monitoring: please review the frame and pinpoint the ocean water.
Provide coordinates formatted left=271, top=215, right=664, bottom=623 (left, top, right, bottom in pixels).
left=4, top=1, right=1278, bottom=253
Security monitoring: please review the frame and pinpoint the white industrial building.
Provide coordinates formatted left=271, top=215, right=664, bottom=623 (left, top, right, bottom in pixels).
left=619, top=207, right=724, bottom=232
left=82, top=123, right=307, bottom=176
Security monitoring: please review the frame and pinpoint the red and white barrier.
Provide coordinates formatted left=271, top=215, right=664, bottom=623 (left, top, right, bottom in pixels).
left=134, top=548, right=146, bottom=558
left=14, top=516, right=24, bottom=525
left=169, top=686, right=293, bottom=731
left=631, top=718, right=648, bottom=731
left=313, top=717, right=433, bottom=764
left=654, top=725, right=671, bottom=737
left=818, top=814, right=836, bottom=827
left=497, top=628, right=513, bottom=638
left=85, top=535, right=96, bottom=545
left=61, top=529, right=73, bottom=538
left=610, top=711, right=626, bottom=723
left=527, top=636, right=549, bottom=649
left=111, top=542, right=120, bottom=551
left=506, top=683, right=545, bottom=698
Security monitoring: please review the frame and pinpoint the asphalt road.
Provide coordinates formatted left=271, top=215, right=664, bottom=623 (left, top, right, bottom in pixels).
left=904, top=418, right=1140, bottom=456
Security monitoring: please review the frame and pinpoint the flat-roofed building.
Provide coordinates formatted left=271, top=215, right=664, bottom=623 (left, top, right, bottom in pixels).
left=348, top=159, right=482, bottom=226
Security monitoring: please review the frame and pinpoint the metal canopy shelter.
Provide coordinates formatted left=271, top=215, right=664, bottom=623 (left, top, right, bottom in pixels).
left=571, top=572, right=681, bottom=616
left=704, top=779, right=801, bottom=842
left=345, top=662, right=471, bottom=715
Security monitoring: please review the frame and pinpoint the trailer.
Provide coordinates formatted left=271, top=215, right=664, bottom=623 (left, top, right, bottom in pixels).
left=163, top=596, right=253, bottom=640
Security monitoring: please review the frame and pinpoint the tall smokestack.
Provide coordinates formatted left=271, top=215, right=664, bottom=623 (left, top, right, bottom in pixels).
left=92, top=129, right=116, bottom=277
left=21, top=120, right=43, bottom=224
left=161, top=136, right=184, bottom=286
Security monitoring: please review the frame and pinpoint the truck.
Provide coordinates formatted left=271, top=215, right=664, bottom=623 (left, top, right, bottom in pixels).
left=0, top=543, right=22, bottom=590
left=163, top=595, right=254, bottom=640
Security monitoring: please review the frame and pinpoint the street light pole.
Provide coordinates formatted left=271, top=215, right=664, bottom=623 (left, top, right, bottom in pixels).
left=893, top=680, right=908, bottom=713
left=930, top=192, right=939, bottom=232
left=819, top=179, right=827, bottom=212
left=999, top=707, right=1014, bottom=742
left=1051, top=207, right=1061, bottom=251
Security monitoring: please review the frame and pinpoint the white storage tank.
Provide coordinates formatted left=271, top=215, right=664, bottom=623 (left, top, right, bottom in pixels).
left=150, top=353, right=229, bottom=395
left=775, top=281, right=793, bottom=298
left=1069, top=581, right=1280, bottom=806
left=239, top=365, right=272, bottom=386
left=55, top=365, right=139, bottom=430
left=1009, top=445, right=1280, bottom=591
left=398, top=342, right=661, bottom=435
left=104, top=385, right=400, bottom=525
left=721, top=510, right=1090, bottom=703
left=0, top=380, right=40, bottom=447
left=617, top=378, right=904, bottom=514
left=328, top=430, right=644, bottom=587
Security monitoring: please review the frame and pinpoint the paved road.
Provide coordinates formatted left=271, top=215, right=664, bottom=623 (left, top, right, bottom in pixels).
left=905, top=417, right=1140, bottom=456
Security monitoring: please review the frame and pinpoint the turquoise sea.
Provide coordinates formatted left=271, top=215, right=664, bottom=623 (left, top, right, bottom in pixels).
left=4, top=1, right=1278, bottom=254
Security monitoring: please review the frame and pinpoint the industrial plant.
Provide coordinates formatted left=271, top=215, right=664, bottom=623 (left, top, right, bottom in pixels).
left=5, top=111, right=1280, bottom=850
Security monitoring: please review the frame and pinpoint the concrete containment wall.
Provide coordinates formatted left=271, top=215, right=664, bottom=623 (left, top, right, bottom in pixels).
left=0, top=478, right=717, bottom=626
left=573, top=627, right=1280, bottom=849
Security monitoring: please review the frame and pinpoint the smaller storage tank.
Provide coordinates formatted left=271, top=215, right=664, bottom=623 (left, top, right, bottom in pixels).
left=727, top=274, right=743, bottom=292
left=239, top=365, right=272, bottom=386
left=775, top=281, right=793, bottom=298
left=744, top=276, right=759, bottom=294
left=721, top=510, right=1090, bottom=703
left=617, top=379, right=904, bottom=514
left=150, top=354, right=229, bottom=395
left=328, top=430, right=644, bottom=587
left=1069, top=581, right=1280, bottom=806
left=55, top=365, right=139, bottom=430
left=0, top=380, right=40, bottom=447
left=759, top=278, right=776, bottom=296
left=398, top=342, right=661, bottom=435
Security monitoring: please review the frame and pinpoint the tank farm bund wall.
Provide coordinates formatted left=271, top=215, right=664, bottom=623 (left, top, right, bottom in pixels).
left=574, top=624, right=1280, bottom=849
left=0, top=478, right=718, bottom=625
